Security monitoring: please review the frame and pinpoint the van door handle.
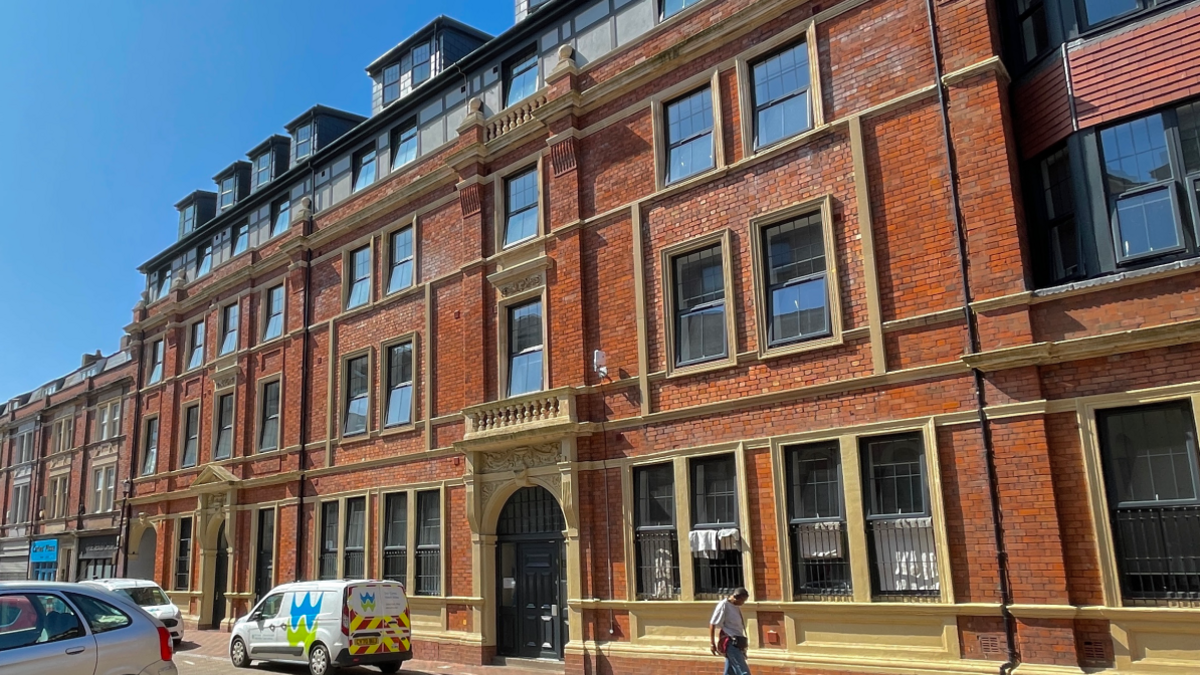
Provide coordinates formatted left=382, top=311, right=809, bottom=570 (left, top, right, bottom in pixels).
left=65, top=647, right=86, bottom=655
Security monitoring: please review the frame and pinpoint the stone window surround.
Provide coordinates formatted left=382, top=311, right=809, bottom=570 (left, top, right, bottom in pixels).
left=186, top=318, right=207, bottom=372
left=178, top=399, right=202, bottom=470
left=211, top=390, right=237, bottom=462
left=338, top=347, right=375, bottom=441
left=733, top=19, right=825, bottom=158
left=380, top=332, right=420, bottom=433
left=650, top=68, right=726, bottom=192
left=491, top=154, right=547, bottom=255
left=496, top=283, right=549, bottom=401
left=376, top=486, right=445, bottom=597
left=255, top=375, right=284, bottom=454
left=140, top=414, right=160, bottom=476
left=382, top=216, right=420, bottom=297
left=659, top=228, right=739, bottom=379
left=257, top=276, right=289, bottom=345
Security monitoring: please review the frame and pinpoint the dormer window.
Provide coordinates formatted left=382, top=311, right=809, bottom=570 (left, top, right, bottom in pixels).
left=295, top=124, right=313, bottom=161
left=219, top=176, right=235, bottom=210
left=151, top=268, right=171, bottom=300
left=196, top=243, right=213, bottom=277
left=383, top=64, right=402, bottom=106
left=253, top=153, right=271, bottom=191
left=272, top=198, right=291, bottom=237
left=411, top=42, right=432, bottom=86
left=504, top=48, right=539, bottom=109
left=180, top=204, right=196, bottom=235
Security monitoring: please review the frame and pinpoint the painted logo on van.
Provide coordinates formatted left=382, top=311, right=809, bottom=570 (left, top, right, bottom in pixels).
left=286, top=592, right=322, bottom=653
left=359, top=592, right=375, bottom=612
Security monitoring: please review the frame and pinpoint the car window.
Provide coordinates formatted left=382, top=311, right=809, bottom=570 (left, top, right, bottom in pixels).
left=65, top=593, right=131, bottom=634
left=258, top=594, right=284, bottom=619
left=116, top=586, right=170, bottom=607
left=0, top=594, right=86, bottom=651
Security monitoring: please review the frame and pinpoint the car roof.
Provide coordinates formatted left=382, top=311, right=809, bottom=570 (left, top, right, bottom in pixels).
left=0, top=581, right=97, bottom=593
left=81, top=578, right=161, bottom=589
left=269, top=579, right=403, bottom=593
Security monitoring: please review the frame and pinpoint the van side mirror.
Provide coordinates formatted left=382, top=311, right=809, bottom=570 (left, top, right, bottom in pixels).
left=249, top=611, right=261, bottom=621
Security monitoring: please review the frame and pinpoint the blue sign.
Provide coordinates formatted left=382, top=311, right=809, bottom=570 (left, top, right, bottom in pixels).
left=30, top=539, right=57, bottom=564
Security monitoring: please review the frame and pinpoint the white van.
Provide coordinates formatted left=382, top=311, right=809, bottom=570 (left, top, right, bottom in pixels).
left=80, top=578, right=184, bottom=644
left=229, top=579, right=411, bottom=675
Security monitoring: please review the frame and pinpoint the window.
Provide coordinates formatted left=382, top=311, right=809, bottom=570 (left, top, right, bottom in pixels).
left=343, top=355, right=369, bottom=437
left=255, top=510, right=275, bottom=601
left=92, top=465, right=116, bottom=513
left=49, top=476, right=69, bottom=519
left=141, top=418, right=159, bottom=475
left=1099, top=110, right=1185, bottom=262
left=263, top=285, right=285, bottom=341
left=387, top=227, right=414, bottom=294
left=212, top=228, right=231, bottom=266
left=259, top=381, right=280, bottom=452
left=65, top=593, right=131, bottom=634
left=319, top=501, right=339, bottom=580
left=786, top=443, right=850, bottom=598
left=105, top=401, right=121, bottom=439
left=860, top=433, right=939, bottom=598
left=415, top=490, right=441, bottom=596
left=1015, top=0, right=1049, bottom=63
left=152, top=268, right=172, bottom=300
left=181, top=404, right=199, bottom=468
left=1032, top=146, right=1079, bottom=284
left=9, top=483, right=30, bottom=523
left=344, top=497, right=366, bottom=579
left=353, top=147, right=378, bottom=193
left=233, top=223, right=249, bottom=255
left=391, top=121, right=418, bottom=171
left=383, top=493, right=408, bottom=582
left=1098, top=401, right=1200, bottom=602
left=506, top=300, right=543, bottom=397
left=411, top=41, right=432, bottom=86
left=690, top=455, right=743, bottom=597
left=148, top=340, right=164, bottom=384
left=751, top=42, right=811, bottom=148
left=761, top=213, right=830, bottom=346
left=219, top=176, right=235, bottom=210
left=219, top=303, right=239, bottom=355
left=270, top=198, right=290, bottom=238
left=664, top=87, right=714, bottom=184
left=504, top=48, right=539, bottom=108
left=180, top=204, right=196, bottom=235
left=214, top=393, right=234, bottom=460
left=1082, top=0, right=1143, bottom=27
left=188, top=321, right=205, bottom=370
left=503, top=168, right=539, bottom=247
left=662, top=0, right=700, bottom=19
left=385, top=342, right=414, bottom=427
left=294, top=123, right=312, bottom=161
left=382, top=63, right=402, bottom=106
left=195, top=243, right=213, bottom=278
left=253, top=153, right=271, bottom=190
left=0, top=594, right=85, bottom=649
left=346, top=246, right=371, bottom=309
left=175, top=517, right=192, bottom=590
left=634, top=464, right=680, bottom=600
left=15, top=431, right=33, bottom=464
left=53, top=417, right=74, bottom=453
left=673, top=245, right=727, bottom=366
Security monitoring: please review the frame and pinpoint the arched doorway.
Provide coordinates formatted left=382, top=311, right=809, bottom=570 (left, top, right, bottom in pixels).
left=128, top=527, right=157, bottom=580
left=495, top=486, right=566, bottom=661
left=211, top=523, right=229, bottom=628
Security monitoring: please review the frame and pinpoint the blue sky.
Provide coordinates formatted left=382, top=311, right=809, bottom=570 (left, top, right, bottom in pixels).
left=0, top=0, right=513, bottom=398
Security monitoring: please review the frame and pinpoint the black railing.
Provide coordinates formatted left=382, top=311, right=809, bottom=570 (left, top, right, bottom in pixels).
left=866, top=517, right=940, bottom=599
left=1112, top=505, right=1200, bottom=602
left=415, top=547, right=441, bottom=596
left=383, top=547, right=407, bottom=583
left=343, top=550, right=365, bottom=579
left=790, top=521, right=852, bottom=598
left=694, top=549, right=744, bottom=599
left=318, top=552, right=337, bottom=580
left=635, top=529, right=680, bottom=600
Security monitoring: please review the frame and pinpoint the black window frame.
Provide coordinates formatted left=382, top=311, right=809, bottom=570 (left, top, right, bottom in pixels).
left=411, top=40, right=433, bottom=87
left=219, top=303, right=239, bottom=356
left=353, top=145, right=378, bottom=193
left=180, top=204, right=196, bottom=236
left=785, top=442, right=852, bottom=598
left=254, top=508, right=275, bottom=602
left=253, top=152, right=271, bottom=191
left=633, top=463, right=680, bottom=600
left=175, top=517, right=192, bottom=591
left=382, top=63, right=402, bottom=106
left=346, top=246, right=372, bottom=309
left=263, top=285, right=285, bottom=341
left=382, top=492, right=408, bottom=583
left=294, top=123, right=313, bottom=162
left=187, top=320, right=205, bottom=370
left=391, top=120, right=418, bottom=171
left=233, top=222, right=249, bottom=256
left=270, top=197, right=291, bottom=239
left=385, top=341, right=414, bottom=428
left=663, top=86, right=715, bottom=185
left=219, top=176, right=236, bottom=211
left=672, top=244, right=727, bottom=367
left=506, top=299, right=544, bottom=398
left=1079, top=0, right=1159, bottom=30
left=259, top=380, right=280, bottom=452
left=1014, top=0, right=1051, bottom=64
left=415, top=490, right=441, bottom=596
left=761, top=212, right=831, bottom=347
left=343, top=355, right=369, bottom=437
left=141, top=418, right=159, bottom=476
left=689, top=454, right=743, bottom=598
left=181, top=403, right=199, bottom=469
left=148, top=340, right=164, bottom=384
left=503, top=167, right=540, bottom=248
left=214, top=393, right=234, bottom=460
left=1028, top=144, right=1082, bottom=286
left=387, top=226, right=415, bottom=294
left=503, top=46, right=539, bottom=109
left=750, top=40, right=813, bottom=149
left=661, top=0, right=700, bottom=19
left=343, top=496, right=367, bottom=579
left=319, top=501, right=339, bottom=580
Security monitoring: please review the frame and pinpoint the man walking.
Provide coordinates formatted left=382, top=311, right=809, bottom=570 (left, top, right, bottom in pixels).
left=709, top=587, right=751, bottom=675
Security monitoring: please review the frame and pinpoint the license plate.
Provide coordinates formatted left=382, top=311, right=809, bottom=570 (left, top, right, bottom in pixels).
left=353, top=637, right=379, bottom=647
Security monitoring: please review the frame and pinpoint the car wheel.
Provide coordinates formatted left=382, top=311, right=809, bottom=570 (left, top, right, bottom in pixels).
left=230, top=637, right=250, bottom=668
left=378, top=662, right=402, bottom=673
left=309, top=642, right=335, bottom=675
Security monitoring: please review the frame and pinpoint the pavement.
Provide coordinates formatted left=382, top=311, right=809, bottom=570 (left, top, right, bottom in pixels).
left=174, top=630, right=562, bottom=675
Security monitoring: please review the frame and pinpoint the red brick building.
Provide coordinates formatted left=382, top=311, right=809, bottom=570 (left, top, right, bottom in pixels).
left=12, top=0, right=1192, bottom=673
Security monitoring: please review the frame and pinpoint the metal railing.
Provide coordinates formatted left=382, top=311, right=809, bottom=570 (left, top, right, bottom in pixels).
left=318, top=552, right=337, bottom=580
left=383, top=547, right=407, bottom=583
left=415, top=547, right=441, bottom=596
left=694, top=549, right=744, bottom=599
left=790, top=521, right=852, bottom=599
left=635, top=529, right=680, bottom=600
left=866, top=517, right=940, bottom=599
left=1112, top=505, right=1200, bottom=602
left=343, top=550, right=365, bottom=579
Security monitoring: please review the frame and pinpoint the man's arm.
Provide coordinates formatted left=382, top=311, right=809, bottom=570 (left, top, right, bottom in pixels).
left=709, top=622, right=719, bottom=656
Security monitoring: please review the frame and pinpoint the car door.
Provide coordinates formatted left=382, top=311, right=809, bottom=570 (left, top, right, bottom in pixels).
left=0, top=592, right=97, bottom=675
left=64, top=592, right=157, bottom=675
left=247, top=593, right=285, bottom=657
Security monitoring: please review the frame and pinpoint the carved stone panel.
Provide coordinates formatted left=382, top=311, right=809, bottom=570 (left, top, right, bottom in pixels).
left=478, top=443, right=561, bottom=474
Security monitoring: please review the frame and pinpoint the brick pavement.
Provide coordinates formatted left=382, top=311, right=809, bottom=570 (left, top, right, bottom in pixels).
left=174, top=630, right=564, bottom=675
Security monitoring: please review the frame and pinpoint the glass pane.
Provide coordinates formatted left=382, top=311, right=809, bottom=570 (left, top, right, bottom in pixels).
left=863, top=435, right=926, bottom=516
left=272, top=201, right=290, bottom=237
left=635, top=463, right=674, bottom=527
left=666, top=89, right=714, bottom=182
left=1101, top=113, right=1171, bottom=192
left=1020, top=5, right=1048, bottom=62
left=662, top=0, right=698, bottom=19
left=1084, top=0, right=1140, bottom=25
left=64, top=593, right=130, bottom=634
left=505, top=53, right=539, bottom=108
left=1100, top=403, right=1199, bottom=504
left=692, top=455, right=737, bottom=526
left=387, top=383, right=413, bottom=426
left=392, top=125, right=418, bottom=169
left=345, top=498, right=366, bottom=549
left=504, top=170, right=539, bottom=246
left=756, top=92, right=810, bottom=149
left=508, top=351, right=543, bottom=397
left=509, top=301, right=543, bottom=353
left=788, top=443, right=842, bottom=520
left=770, top=277, right=828, bottom=344
left=1041, top=147, right=1075, bottom=220
left=1115, top=188, right=1178, bottom=258
left=384, top=493, right=407, bottom=548
left=753, top=43, right=811, bottom=147
left=1177, top=102, right=1200, bottom=174
left=417, top=491, right=440, bottom=546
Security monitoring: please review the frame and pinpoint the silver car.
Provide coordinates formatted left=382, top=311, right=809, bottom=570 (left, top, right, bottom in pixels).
left=0, top=581, right=178, bottom=675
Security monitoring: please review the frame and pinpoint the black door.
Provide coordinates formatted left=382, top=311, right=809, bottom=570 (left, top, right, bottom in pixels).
left=212, top=524, right=228, bottom=627
left=255, top=509, right=275, bottom=603
left=519, top=543, right=561, bottom=659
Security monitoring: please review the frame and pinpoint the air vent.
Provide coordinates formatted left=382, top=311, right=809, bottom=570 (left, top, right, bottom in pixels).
left=1082, top=638, right=1111, bottom=666
left=978, top=634, right=1003, bottom=656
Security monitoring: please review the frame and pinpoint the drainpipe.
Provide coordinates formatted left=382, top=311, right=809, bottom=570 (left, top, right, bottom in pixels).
left=294, top=169, right=316, bottom=582
left=923, top=1, right=1018, bottom=673
left=122, top=328, right=147, bottom=578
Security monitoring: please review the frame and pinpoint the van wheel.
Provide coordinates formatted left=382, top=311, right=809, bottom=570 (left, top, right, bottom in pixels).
left=230, top=638, right=250, bottom=668
left=309, top=642, right=335, bottom=675
left=378, top=662, right=401, bottom=674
